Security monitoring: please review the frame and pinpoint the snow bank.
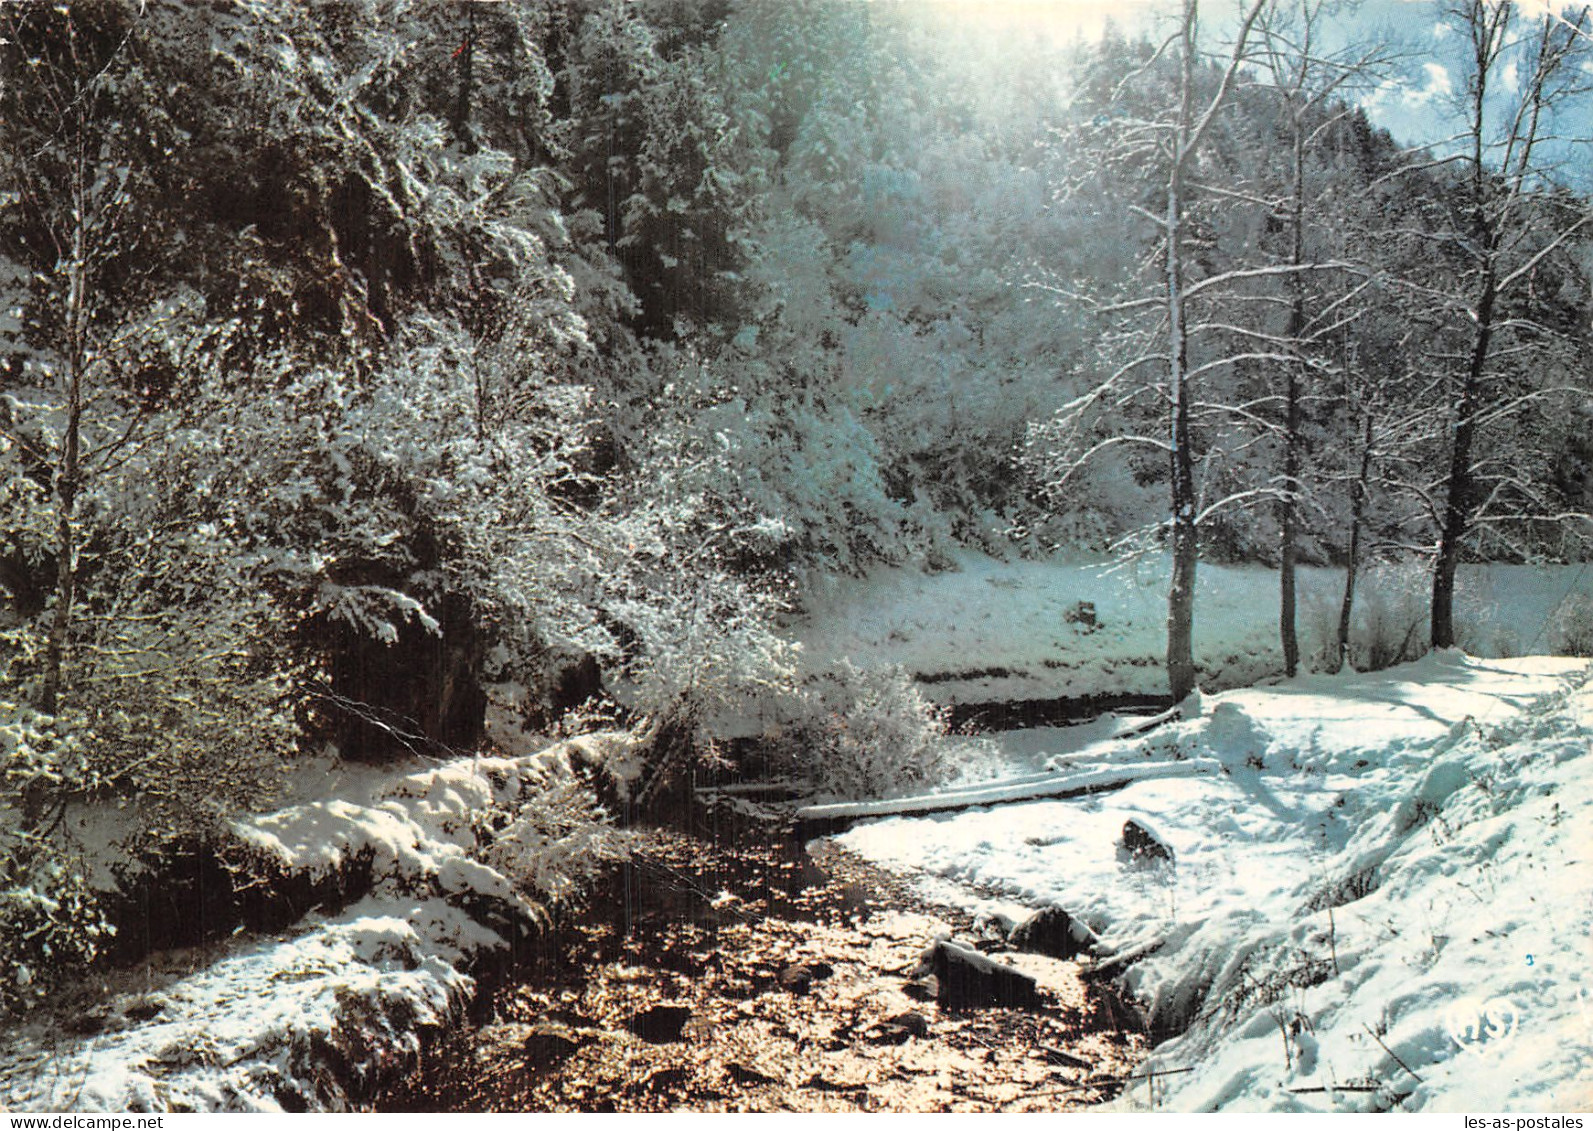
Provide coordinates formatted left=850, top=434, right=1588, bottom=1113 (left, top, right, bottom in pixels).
left=835, top=654, right=1593, bottom=1111
left=796, top=551, right=1591, bottom=706
left=0, top=733, right=638, bottom=1113
left=0, top=898, right=489, bottom=1112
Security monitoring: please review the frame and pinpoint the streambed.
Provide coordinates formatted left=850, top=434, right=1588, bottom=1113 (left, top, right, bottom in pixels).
left=378, top=798, right=1148, bottom=1112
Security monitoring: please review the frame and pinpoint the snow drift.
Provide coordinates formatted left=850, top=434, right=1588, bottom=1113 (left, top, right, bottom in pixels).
left=836, top=653, right=1593, bottom=1111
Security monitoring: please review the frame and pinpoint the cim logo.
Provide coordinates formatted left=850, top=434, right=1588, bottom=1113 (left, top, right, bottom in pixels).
left=1445, top=997, right=1523, bottom=1051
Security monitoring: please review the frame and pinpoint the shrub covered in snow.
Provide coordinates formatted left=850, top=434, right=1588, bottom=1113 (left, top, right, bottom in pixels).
left=234, top=742, right=634, bottom=931
left=778, top=661, right=988, bottom=800
left=609, top=557, right=799, bottom=808
left=0, top=828, right=111, bottom=1016
left=594, top=392, right=805, bottom=804
left=1352, top=560, right=1430, bottom=671
left=0, top=595, right=295, bottom=1009
left=1550, top=592, right=1593, bottom=657
left=0, top=702, right=111, bottom=1014
left=473, top=773, right=631, bottom=917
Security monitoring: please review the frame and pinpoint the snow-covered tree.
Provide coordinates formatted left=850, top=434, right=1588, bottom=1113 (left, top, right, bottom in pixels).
left=1412, top=0, right=1593, bottom=648
left=1026, top=1, right=1274, bottom=700
left=1252, top=0, right=1393, bottom=675
left=561, top=1, right=759, bottom=340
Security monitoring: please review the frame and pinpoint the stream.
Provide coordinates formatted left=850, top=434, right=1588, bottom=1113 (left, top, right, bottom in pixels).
left=377, top=793, right=1149, bottom=1112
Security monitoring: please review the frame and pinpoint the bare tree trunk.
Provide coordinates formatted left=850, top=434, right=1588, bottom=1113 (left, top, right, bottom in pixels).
left=1058, top=0, right=1264, bottom=702
left=1168, top=495, right=1199, bottom=700
left=1278, top=125, right=1307, bottom=678
left=452, top=4, right=477, bottom=154
left=1160, top=0, right=1265, bottom=699
left=38, top=469, right=77, bottom=715
left=37, top=205, right=88, bottom=715
left=1278, top=397, right=1299, bottom=675
left=1168, top=351, right=1199, bottom=699
left=1166, top=274, right=1199, bottom=699
left=1432, top=272, right=1494, bottom=650
left=1256, top=0, right=1393, bottom=678
left=1335, top=410, right=1374, bottom=672
left=1432, top=0, right=1530, bottom=651
left=1165, top=3, right=1199, bottom=703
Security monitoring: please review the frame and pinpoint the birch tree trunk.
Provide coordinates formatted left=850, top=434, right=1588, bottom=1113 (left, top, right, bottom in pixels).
left=1165, top=2, right=1201, bottom=702
left=37, top=155, right=91, bottom=716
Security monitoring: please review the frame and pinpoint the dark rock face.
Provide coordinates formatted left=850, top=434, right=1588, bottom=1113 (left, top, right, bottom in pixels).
left=551, top=653, right=604, bottom=714
left=526, top=651, right=607, bottom=732
left=523, top=1027, right=585, bottom=1063
left=778, top=960, right=835, bottom=994
left=1010, top=906, right=1097, bottom=960
left=319, top=589, right=485, bottom=762
left=920, top=939, right=1040, bottom=1011
left=868, top=1010, right=930, bottom=1044
left=1122, top=818, right=1174, bottom=866
left=628, top=1004, right=693, bottom=1044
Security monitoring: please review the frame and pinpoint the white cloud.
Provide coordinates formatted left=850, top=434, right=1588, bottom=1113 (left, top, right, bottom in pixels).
left=1406, top=61, right=1454, bottom=107
left=1363, top=62, right=1452, bottom=114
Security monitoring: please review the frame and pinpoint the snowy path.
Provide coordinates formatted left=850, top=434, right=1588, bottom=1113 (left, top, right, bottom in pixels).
left=797, top=760, right=1212, bottom=822
left=795, top=705, right=1192, bottom=823
left=831, top=653, right=1593, bottom=1112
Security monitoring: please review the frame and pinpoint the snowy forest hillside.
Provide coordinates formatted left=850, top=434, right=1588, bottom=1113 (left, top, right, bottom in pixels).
left=1, top=0, right=1592, bottom=1113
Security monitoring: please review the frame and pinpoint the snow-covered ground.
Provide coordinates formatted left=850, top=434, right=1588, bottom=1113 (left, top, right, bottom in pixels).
left=7, top=548, right=1586, bottom=1113
left=796, top=550, right=1592, bottom=705
left=0, top=734, right=635, bottom=1113
left=834, top=652, right=1593, bottom=1111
